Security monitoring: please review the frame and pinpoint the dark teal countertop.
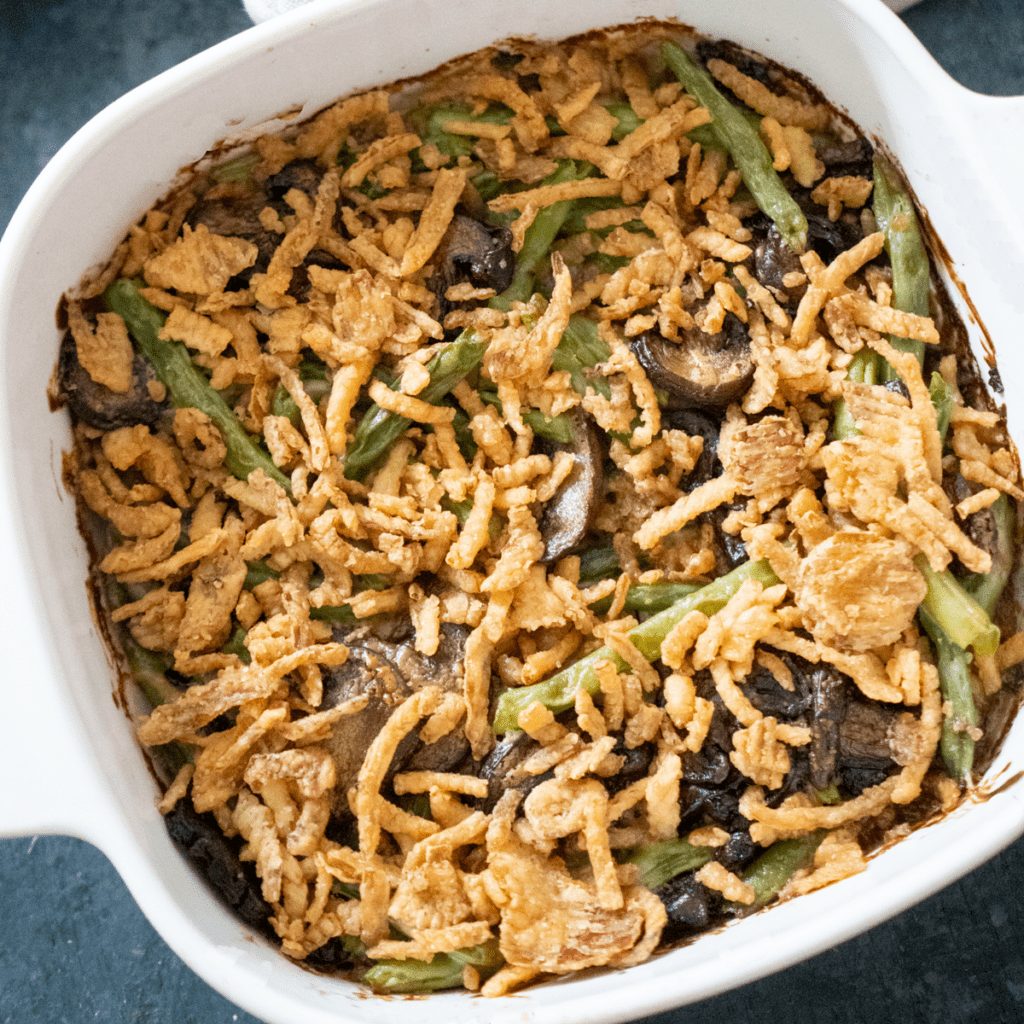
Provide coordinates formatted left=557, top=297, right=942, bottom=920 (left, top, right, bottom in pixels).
left=2, top=1, right=1024, bottom=1021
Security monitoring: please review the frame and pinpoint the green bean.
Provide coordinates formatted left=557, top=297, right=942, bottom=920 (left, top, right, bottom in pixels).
left=879, top=146, right=1010, bottom=773
left=620, top=838, right=714, bottom=890
left=210, top=151, right=260, bottom=183
left=409, top=102, right=513, bottom=161
left=442, top=495, right=475, bottom=524
left=222, top=625, right=252, bottom=665
left=629, top=559, right=780, bottom=660
left=449, top=407, right=476, bottom=459
left=735, top=830, right=828, bottom=910
left=244, top=560, right=281, bottom=589
left=589, top=581, right=702, bottom=616
left=309, top=604, right=358, bottom=624
left=297, top=355, right=329, bottom=381
left=832, top=156, right=1003, bottom=783
left=873, top=155, right=930, bottom=376
left=358, top=573, right=393, bottom=592
left=490, top=160, right=589, bottom=309
left=307, top=574, right=394, bottom=625
left=816, top=784, right=842, bottom=806
left=441, top=497, right=503, bottom=540
left=834, top=158, right=934, bottom=430
left=104, top=279, right=292, bottom=493
left=559, top=195, right=627, bottom=236
left=343, top=329, right=485, bottom=480
left=576, top=544, right=622, bottom=585
left=916, top=554, right=1000, bottom=657
left=123, top=641, right=195, bottom=772
left=492, top=559, right=780, bottom=733
left=551, top=315, right=612, bottom=400
left=271, top=383, right=302, bottom=430
left=522, top=409, right=575, bottom=443
left=916, top=494, right=1013, bottom=784
left=830, top=162, right=1002, bottom=766
left=914, top=554, right=999, bottom=783
left=397, top=791, right=432, bottom=820
left=587, top=252, right=633, bottom=274
left=330, top=880, right=360, bottom=901
left=362, top=939, right=503, bottom=994
left=919, top=604, right=977, bottom=782
left=929, top=371, right=955, bottom=448
left=477, top=389, right=575, bottom=443
left=685, top=121, right=729, bottom=155
left=605, top=99, right=645, bottom=141
left=833, top=348, right=886, bottom=440
left=661, top=42, right=808, bottom=253
left=125, top=641, right=186, bottom=708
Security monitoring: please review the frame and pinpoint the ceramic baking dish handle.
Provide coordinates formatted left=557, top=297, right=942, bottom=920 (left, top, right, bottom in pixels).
left=959, top=93, right=1024, bottom=235
left=0, top=487, right=116, bottom=844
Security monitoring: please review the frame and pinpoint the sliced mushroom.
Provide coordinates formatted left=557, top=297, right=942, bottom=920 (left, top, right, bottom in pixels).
left=746, top=648, right=901, bottom=794
left=429, top=212, right=515, bottom=321
left=883, top=377, right=911, bottom=402
left=320, top=621, right=470, bottom=816
left=840, top=701, right=901, bottom=763
left=803, top=661, right=900, bottom=793
left=678, top=743, right=732, bottom=787
left=754, top=225, right=804, bottom=294
left=163, top=793, right=276, bottom=939
left=473, top=730, right=544, bottom=811
left=186, top=186, right=278, bottom=281
left=678, top=780, right=749, bottom=833
left=187, top=162, right=343, bottom=298
left=944, top=467, right=1000, bottom=568
left=303, top=937, right=356, bottom=972
left=808, top=661, right=847, bottom=791
left=629, top=313, right=754, bottom=409
left=695, top=38, right=775, bottom=86
left=662, top=407, right=720, bottom=489
left=833, top=701, right=900, bottom=793
left=751, top=194, right=866, bottom=304
left=799, top=196, right=865, bottom=260
left=605, top=738, right=656, bottom=792
left=537, top=407, right=604, bottom=563
left=654, top=873, right=720, bottom=938
left=816, top=136, right=874, bottom=179
left=266, top=157, right=324, bottom=201
left=746, top=651, right=814, bottom=721
left=54, top=330, right=168, bottom=431
left=716, top=829, right=759, bottom=873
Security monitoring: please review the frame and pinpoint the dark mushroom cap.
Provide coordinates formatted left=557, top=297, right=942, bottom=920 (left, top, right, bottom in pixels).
left=752, top=191, right=866, bottom=297
left=630, top=313, right=754, bottom=409
left=944, top=467, right=1002, bottom=568
left=695, top=38, right=775, bottom=86
left=754, top=225, right=804, bottom=294
left=816, top=136, right=874, bottom=179
left=163, top=794, right=277, bottom=940
left=320, top=622, right=470, bottom=816
left=537, top=407, right=604, bottom=563
left=473, top=730, right=545, bottom=811
left=266, top=157, right=324, bottom=201
left=186, top=187, right=277, bottom=280
left=654, top=872, right=721, bottom=938
left=429, top=212, right=515, bottom=321
left=55, top=330, right=168, bottom=431
left=187, top=170, right=344, bottom=299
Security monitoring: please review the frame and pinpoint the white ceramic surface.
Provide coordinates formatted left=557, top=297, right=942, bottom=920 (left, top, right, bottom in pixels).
left=1, top=2, right=1023, bottom=1022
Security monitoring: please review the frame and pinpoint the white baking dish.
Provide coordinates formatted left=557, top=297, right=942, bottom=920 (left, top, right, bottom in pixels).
left=1, top=1, right=1023, bottom=1022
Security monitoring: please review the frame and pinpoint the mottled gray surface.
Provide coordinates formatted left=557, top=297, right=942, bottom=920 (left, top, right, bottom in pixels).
left=2, top=0, right=1024, bottom=1021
